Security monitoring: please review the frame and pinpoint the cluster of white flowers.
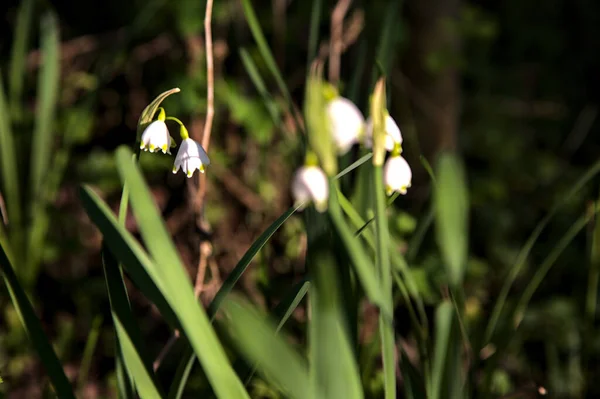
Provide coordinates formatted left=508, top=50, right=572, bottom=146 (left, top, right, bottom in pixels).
left=139, top=109, right=210, bottom=178
left=292, top=93, right=412, bottom=212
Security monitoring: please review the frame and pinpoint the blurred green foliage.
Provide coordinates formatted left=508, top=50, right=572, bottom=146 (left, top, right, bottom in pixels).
left=0, top=0, right=600, bottom=398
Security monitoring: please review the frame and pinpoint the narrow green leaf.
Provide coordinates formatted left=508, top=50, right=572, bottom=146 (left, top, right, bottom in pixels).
left=243, top=279, right=310, bottom=385
left=484, top=157, right=600, bottom=344
left=9, top=0, right=34, bottom=112
left=30, top=12, right=60, bottom=199
left=434, top=153, right=469, bottom=287
left=335, top=153, right=373, bottom=179
left=115, top=344, right=135, bottom=399
left=239, top=48, right=281, bottom=128
left=0, top=243, right=75, bottom=399
left=77, top=315, right=103, bottom=392
left=115, top=147, right=249, bottom=399
left=587, top=197, right=600, bottom=326
left=513, top=206, right=600, bottom=327
left=373, top=165, right=396, bottom=399
left=307, top=0, right=322, bottom=70
left=399, top=347, right=426, bottom=399
left=208, top=204, right=300, bottom=316
left=102, top=246, right=164, bottom=398
left=430, top=301, right=453, bottom=399
left=222, top=297, right=311, bottom=399
left=0, top=76, right=21, bottom=242
left=370, top=0, right=401, bottom=88
left=240, top=0, right=298, bottom=128
left=307, top=245, right=363, bottom=399
left=328, top=183, right=389, bottom=316
left=79, top=186, right=182, bottom=331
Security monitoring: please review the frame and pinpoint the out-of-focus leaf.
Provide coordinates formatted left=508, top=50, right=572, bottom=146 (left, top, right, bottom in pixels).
left=434, top=153, right=469, bottom=287
left=222, top=297, right=311, bottom=399
left=115, top=147, right=249, bottom=399
left=430, top=301, right=453, bottom=399
left=9, top=0, right=34, bottom=116
left=0, top=243, right=75, bottom=399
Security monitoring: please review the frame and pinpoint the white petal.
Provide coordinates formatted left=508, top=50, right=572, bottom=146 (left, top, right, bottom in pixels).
left=173, top=138, right=210, bottom=178
left=364, top=115, right=403, bottom=151
left=384, top=155, right=412, bottom=195
left=327, top=97, right=364, bottom=154
left=140, top=120, right=170, bottom=153
left=292, top=166, right=329, bottom=212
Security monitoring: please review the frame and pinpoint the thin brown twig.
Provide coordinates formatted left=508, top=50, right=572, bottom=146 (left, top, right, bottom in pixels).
left=328, top=0, right=352, bottom=85
left=152, top=330, right=180, bottom=372
left=193, top=0, right=216, bottom=300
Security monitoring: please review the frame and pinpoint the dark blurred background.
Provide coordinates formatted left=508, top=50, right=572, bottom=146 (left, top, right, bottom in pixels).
left=2, top=0, right=600, bottom=397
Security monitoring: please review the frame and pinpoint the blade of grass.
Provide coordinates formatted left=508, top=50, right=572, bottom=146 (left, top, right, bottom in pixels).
left=434, top=153, right=468, bottom=287
left=370, top=0, right=401, bottom=88
left=115, top=344, right=135, bottom=399
left=328, top=182, right=389, bottom=317
left=243, top=278, right=310, bottom=386
left=239, top=48, right=281, bottom=128
left=0, top=242, right=75, bottom=399
left=115, top=147, right=249, bottom=399
left=30, top=11, right=59, bottom=204
left=240, top=0, right=291, bottom=106
left=307, top=0, right=322, bottom=70
left=77, top=315, right=103, bottom=393
left=79, top=186, right=182, bottom=331
left=0, top=75, right=21, bottom=251
left=102, top=246, right=164, bottom=398
left=373, top=164, right=396, bottom=399
left=399, top=346, right=427, bottom=399
left=484, top=157, right=600, bottom=344
left=222, top=297, right=311, bottom=399
left=513, top=205, right=600, bottom=327
left=587, top=197, right=600, bottom=326
left=307, top=225, right=363, bottom=399
left=9, top=0, right=34, bottom=115
left=430, top=301, right=453, bottom=399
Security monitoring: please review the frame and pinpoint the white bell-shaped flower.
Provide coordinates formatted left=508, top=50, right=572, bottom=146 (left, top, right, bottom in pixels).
left=327, top=97, right=365, bottom=154
left=383, top=155, right=412, bottom=195
left=140, top=120, right=172, bottom=154
left=172, top=138, right=211, bottom=178
left=364, top=114, right=403, bottom=151
left=292, top=166, right=329, bottom=212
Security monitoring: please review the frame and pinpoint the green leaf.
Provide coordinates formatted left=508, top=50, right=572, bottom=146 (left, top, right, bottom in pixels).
left=239, top=0, right=293, bottom=112
left=434, top=153, right=469, bottom=287
left=102, top=246, right=164, bottom=398
left=0, top=243, right=75, bottom=399
left=307, top=0, right=322, bottom=70
left=222, top=297, right=311, bottom=399
left=373, top=165, right=396, bottom=399
left=208, top=204, right=300, bottom=317
left=307, top=243, right=363, bottom=399
left=30, top=12, right=60, bottom=201
left=115, top=146, right=249, bottom=399
left=484, top=156, right=600, bottom=344
left=328, top=183, right=389, bottom=316
left=0, top=75, right=21, bottom=247
left=79, top=186, right=182, bottom=331
left=243, top=278, right=310, bottom=385
left=9, top=0, right=34, bottom=114
left=430, top=301, right=453, bottom=399
left=239, top=48, right=281, bottom=128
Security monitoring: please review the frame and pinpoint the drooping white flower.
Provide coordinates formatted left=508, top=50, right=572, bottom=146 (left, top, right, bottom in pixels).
left=292, top=166, right=329, bottom=212
left=364, top=114, right=403, bottom=151
left=140, top=120, right=172, bottom=154
left=327, top=97, right=365, bottom=154
left=383, top=155, right=412, bottom=195
left=172, top=138, right=211, bottom=178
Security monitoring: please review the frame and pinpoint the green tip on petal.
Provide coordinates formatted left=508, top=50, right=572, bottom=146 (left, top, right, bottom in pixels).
left=386, top=186, right=393, bottom=196
left=172, top=166, right=178, bottom=173
left=187, top=170, right=193, bottom=178
left=162, top=144, right=168, bottom=152
left=149, top=144, right=156, bottom=151
left=157, top=107, right=166, bottom=121
left=322, top=83, right=339, bottom=102
left=200, top=165, right=205, bottom=173
left=140, top=143, right=145, bottom=149
left=391, top=142, right=402, bottom=157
